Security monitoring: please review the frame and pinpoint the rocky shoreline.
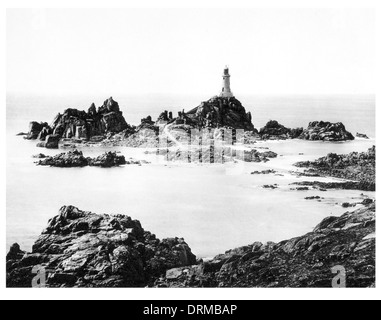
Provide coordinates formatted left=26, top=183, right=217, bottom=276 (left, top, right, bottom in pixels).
left=7, top=202, right=375, bottom=288
left=293, top=146, right=375, bottom=191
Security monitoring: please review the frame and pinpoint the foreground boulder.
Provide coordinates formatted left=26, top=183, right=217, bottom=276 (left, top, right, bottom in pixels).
left=294, top=146, right=375, bottom=191
left=299, top=121, right=354, bottom=141
left=6, top=206, right=196, bottom=287
left=155, top=203, right=375, bottom=288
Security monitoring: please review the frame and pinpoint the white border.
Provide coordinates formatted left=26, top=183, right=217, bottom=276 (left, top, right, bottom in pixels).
left=1, top=0, right=379, bottom=300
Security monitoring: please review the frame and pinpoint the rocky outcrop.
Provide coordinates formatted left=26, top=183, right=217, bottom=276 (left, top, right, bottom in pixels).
left=25, top=122, right=50, bottom=140
left=244, top=149, right=278, bottom=163
left=6, top=206, right=196, bottom=287
left=36, top=150, right=129, bottom=168
left=88, top=152, right=127, bottom=167
left=259, top=120, right=303, bottom=140
left=154, top=202, right=375, bottom=288
left=299, top=121, right=354, bottom=141
left=36, top=134, right=61, bottom=149
left=26, top=97, right=133, bottom=148
left=294, top=146, right=375, bottom=191
left=178, top=96, right=255, bottom=131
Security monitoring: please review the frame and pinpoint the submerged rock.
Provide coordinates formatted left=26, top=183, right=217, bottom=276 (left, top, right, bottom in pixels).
left=6, top=206, right=196, bottom=287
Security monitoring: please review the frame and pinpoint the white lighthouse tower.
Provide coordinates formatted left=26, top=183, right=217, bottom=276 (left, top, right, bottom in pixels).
left=220, top=66, right=234, bottom=98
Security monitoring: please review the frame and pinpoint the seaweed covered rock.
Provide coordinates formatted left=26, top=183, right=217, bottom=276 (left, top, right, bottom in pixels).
left=6, top=206, right=196, bottom=287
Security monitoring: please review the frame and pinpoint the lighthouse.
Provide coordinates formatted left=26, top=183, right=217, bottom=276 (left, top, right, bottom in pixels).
left=220, top=66, right=234, bottom=98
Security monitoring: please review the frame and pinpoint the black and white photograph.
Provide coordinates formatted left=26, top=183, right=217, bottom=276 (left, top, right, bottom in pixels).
left=2, top=0, right=379, bottom=302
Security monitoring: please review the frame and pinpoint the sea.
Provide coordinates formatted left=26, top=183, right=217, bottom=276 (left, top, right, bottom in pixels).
left=6, top=93, right=376, bottom=258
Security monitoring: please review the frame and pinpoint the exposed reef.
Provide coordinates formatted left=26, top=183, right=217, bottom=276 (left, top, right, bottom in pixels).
left=293, top=146, right=375, bottom=191
left=35, top=150, right=145, bottom=168
left=259, top=120, right=303, bottom=140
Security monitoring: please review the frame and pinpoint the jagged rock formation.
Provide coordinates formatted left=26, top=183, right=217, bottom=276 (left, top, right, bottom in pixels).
left=36, top=150, right=131, bottom=168
left=154, top=202, right=375, bottom=288
left=25, top=97, right=132, bottom=148
left=294, top=146, right=375, bottom=191
left=25, top=122, right=50, bottom=140
left=259, top=120, right=303, bottom=140
left=299, top=121, right=354, bottom=141
left=180, top=96, right=254, bottom=131
left=6, top=203, right=375, bottom=288
left=6, top=206, right=196, bottom=287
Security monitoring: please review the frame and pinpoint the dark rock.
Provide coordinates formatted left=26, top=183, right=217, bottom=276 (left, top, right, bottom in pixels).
left=299, top=121, right=354, bottom=141
left=6, top=243, right=25, bottom=261
left=32, top=153, right=47, bottom=159
left=305, top=196, right=321, bottom=200
left=25, top=97, right=132, bottom=144
left=259, top=120, right=303, bottom=140
left=37, top=127, right=52, bottom=141
left=7, top=206, right=196, bottom=287
left=251, top=170, right=276, bottom=175
left=155, top=203, right=375, bottom=288
left=16, top=132, right=28, bottom=136
left=260, top=120, right=290, bottom=136
left=356, top=133, right=369, bottom=139
left=37, top=150, right=88, bottom=167
left=36, top=150, right=141, bottom=168
left=342, top=202, right=357, bottom=208
left=244, top=149, right=278, bottom=163
left=182, top=96, right=255, bottom=131
left=361, top=198, right=374, bottom=205
left=263, top=184, right=278, bottom=189
left=88, top=152, right=126, bottom=167
left=294, top=146, right=375, bottom=191
left=45, top=134, right=60, bottom=149
left=25, top=122, right=49, bottom=140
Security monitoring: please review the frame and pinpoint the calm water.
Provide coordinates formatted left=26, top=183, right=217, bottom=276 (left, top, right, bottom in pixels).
left=6, top=94, right=376, bottom=258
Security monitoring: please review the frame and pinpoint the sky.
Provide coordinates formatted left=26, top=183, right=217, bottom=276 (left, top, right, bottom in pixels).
left=7, top=8, right=375, bottom=96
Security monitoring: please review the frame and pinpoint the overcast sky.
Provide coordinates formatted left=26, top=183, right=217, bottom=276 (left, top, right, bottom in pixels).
left=7, top=8, right=375, bottom=96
